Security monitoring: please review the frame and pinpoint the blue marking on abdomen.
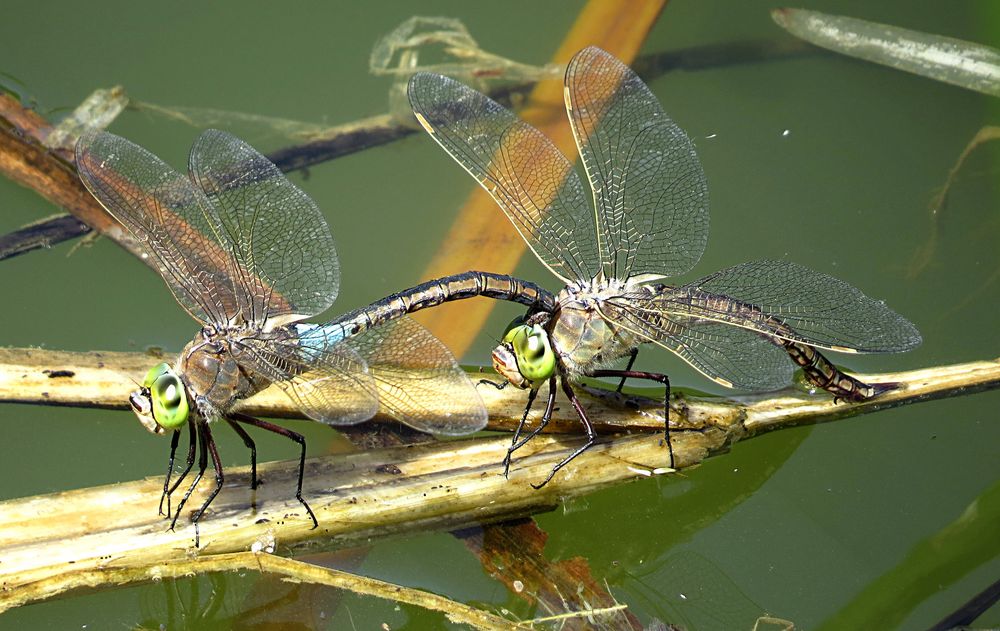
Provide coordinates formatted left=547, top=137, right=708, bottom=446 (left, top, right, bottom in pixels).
left=293, top=323, right=351, bottom=350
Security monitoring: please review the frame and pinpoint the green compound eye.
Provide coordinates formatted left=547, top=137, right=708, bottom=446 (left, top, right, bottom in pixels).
left=142, top=362, right=172, bottom=388
left=504, top=324, right=555, bottom=385
left=502, top=315, right=528, bottom=336
left=145, top=364, right=189, bottom=430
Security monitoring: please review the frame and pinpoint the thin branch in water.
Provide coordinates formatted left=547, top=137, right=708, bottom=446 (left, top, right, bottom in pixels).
left=907, top=125, right=1000, bottom=279
left=0, top=39, right=823, bottom=261
left=926, top=575, right=1000, bottom=631
left=5, top=551, right=518, bottom=630
left=265, top=39, right=821, bottom=174
left=0, top=214, right=91, bottom=261
left=632, top=38, right=819, bottom=77
left=0, top=94, right=148, bottom=264
left=520, top=603, right=632, bottom=629
left=772, top=8, right=1000, bottom=97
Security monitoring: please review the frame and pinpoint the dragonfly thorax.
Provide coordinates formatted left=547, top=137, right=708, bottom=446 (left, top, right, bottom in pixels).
left=178, top=327, right=269, bottom=422
left=550, top=283, right=644, bottom=377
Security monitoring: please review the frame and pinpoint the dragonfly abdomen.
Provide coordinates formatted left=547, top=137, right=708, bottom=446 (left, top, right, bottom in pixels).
left=704, top=295, right=891, bottom=400
left=780, top=339, right=888, bottom=400
left=332, top=271, right=556, bottom=335
left=647, top=288, right=893, bottom=399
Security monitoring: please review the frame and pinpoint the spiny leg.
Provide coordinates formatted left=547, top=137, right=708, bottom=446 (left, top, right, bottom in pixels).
left=230, top=412, right=318, bottom=529
left=502, top=387, right=538, bottom=477
left=532, top=378, right=596, bottom=490
left=478, top=377, right=509, bottom=390
left=191, top=422, right=225, bottom=524
left=159, top=427, right=181, bottom=517
left=170, top=419, right=209, bottom=531
left=161, top=419, right=197, bottom=518
left=591, top=369, right=673, bottom=469
left=503, top=377, right=557, bottom=477
left=616, top=348, right=639, bottom=392
left=164, top=423, right=198, bottom=513
left=225, top=418, right=258, bottom=489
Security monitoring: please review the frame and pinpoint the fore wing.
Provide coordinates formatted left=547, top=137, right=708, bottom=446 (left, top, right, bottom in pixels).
left=408, top=71, right=600, bottom=284
left=233, top=326, right=378, bottom=425
left=77, top=130, right=239, bottom=325
left=598, top=260, right=920, bottom=389
left=565, top=46, right=709, bottom=281
left=77, top=130, right=339, bottom=328
left=347, top=317, right=488, bottom=436
left=599, top=297, right=794, bottom=390
left=188, top=130, right=339, bottom=328
left=677, top=260, right=921, bottom=352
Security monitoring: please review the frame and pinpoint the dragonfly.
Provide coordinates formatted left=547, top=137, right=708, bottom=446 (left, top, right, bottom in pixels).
left=407, top=46, right=921, bottom=485
left=75, top=129, right=506, bottom=530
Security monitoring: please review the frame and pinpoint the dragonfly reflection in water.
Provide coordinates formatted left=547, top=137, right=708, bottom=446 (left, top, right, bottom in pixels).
left=408, top=46, right=921, bottom=485
left=75, top=129, right=499, bottom=530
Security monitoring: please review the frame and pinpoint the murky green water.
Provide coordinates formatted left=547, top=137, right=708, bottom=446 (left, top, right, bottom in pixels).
left=1, top=1, right=998, bottom=629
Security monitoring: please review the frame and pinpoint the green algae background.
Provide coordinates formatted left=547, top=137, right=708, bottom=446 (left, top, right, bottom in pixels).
left=1, top=1, right=998, bottom=628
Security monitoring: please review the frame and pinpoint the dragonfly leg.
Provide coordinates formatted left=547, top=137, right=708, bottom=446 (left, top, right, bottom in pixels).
left=190, top=422, right=225, bottom=525
left=478, top=378, right=508, bottom=390
left=591, top=369, right=674, bottom=469
left=502, top=387, right=538, bottom=477
left=503, top=377, right=558, bottom=477
left=616, top=348, right=639, bottom=392
left=230, top=412, right=318, bottom=529
left=170, top=419, right=210, bottom=531
left=531, top=379, right=596, bottom=489
left=159, top=428, right=181, bottom=517
left=225, top=418, right=258, bottom=489
left=161, top=419, right=197, bottom=518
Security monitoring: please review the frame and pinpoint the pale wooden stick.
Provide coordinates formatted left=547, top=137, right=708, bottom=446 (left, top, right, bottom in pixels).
left=0, top=346, right=998, bottom=612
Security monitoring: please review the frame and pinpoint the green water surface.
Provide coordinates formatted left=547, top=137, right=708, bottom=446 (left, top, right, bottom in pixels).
left=1, top=1, right=998, bottom=629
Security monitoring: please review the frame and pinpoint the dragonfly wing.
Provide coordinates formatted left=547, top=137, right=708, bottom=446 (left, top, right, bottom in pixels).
left=76, top=131, right=239, bottom=325
left=599, top=296, right=793, bottom=390
left=188, top=130, right=339, bottom=328
left=347, top=317, right=488, bottom=436
left=408, top=72, right=600, bottom=284
left=234, top=326, right=378, bottom=425
left=565, top=46, right=709, bottom=281
left=682, top=260, right=922, bottom=353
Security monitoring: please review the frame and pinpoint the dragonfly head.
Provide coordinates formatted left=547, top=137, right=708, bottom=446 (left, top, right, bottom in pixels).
left=131, top=362, right=190, bottom=434
left=493, top=317, right=555, bottom=390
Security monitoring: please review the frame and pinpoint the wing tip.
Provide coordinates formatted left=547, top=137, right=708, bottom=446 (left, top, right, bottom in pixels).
left=831, top=345, right=859, bottom=354
left=413, top=112, right=435, bottom=135
left=712, top=376, right=735, bottom=388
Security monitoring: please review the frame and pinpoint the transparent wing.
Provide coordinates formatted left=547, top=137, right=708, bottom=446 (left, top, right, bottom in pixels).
left=595, top=259, right=921, bottom=387
left=565, top=46, right=709, bottom=281
left=408, top=71, right=600, bottom=284
left=233, top=326, right=378, bottom=425
left=76, top=130, right=237, bottom=325
left=598, top=298, right=794, bottom=390
left=347, top=317, right=488, bottom=436
left=189, top=130, right=339, bottom=328
left=76, top=130, right=339, bottom=328
left=680, top=260, right=922, bottom=352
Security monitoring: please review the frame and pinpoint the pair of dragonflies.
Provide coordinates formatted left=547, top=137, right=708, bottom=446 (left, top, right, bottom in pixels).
left=75, top=46, right=920, bottom=529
